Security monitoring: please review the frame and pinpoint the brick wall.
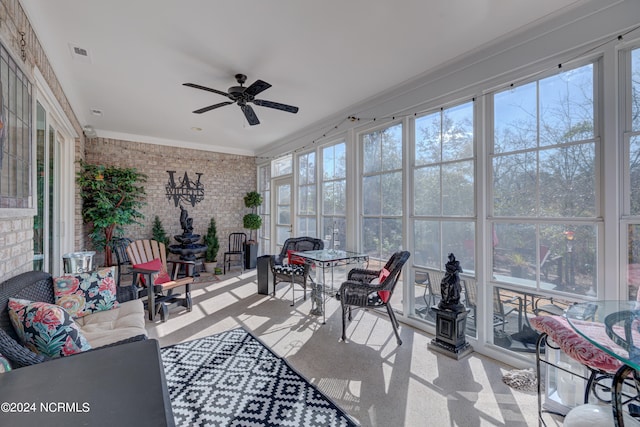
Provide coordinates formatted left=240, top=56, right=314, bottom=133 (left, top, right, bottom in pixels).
left=0, top=0, right=85, bottom=283
left=85, top=138, right=256, bottom=266
left=0, top=217, right=34, bottom=279
left=0, top=1, right=257, bottom=280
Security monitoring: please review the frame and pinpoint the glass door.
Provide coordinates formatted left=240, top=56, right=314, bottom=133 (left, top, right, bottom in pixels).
left=273, top=177, right=293, bottom=253
left=34, top=101, right=61, bottom=274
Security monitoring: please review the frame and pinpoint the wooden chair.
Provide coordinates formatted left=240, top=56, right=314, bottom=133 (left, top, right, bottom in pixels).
left=223, top=232, right=246, bottom=274
left=126, top=239, right=194, bottom=322
left=425, top=269, right=447, bottom=308
left=462, top=280, right=523, bottom=334
left=339, top=251, right=411, bottom=345
left=493, top=287, right=522, bottom=332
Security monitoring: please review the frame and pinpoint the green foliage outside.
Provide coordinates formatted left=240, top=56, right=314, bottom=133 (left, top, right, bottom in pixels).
left=243, top=191, right=263, bottom=242
left=76, top=160, right=147, bottom=266
left=203, top=217, right=220, bottom=262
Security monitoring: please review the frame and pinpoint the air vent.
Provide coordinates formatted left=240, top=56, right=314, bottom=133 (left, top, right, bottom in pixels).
left=90, top=108, right=103, bottom=117
left=68, top=43, right=92, bottom=63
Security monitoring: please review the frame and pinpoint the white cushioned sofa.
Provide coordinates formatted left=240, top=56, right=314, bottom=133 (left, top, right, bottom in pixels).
left=0, top=269, right=147, bottom=369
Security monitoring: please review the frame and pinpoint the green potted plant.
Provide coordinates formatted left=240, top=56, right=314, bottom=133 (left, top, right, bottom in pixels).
left=203, top=217, right=220, bottom=273
left=243, top=190, right=263, bottom=269
left=76, top=160, right=147, bottom=267
left=152, top=215, right=170, bottom=256
left=509, top=253, right=528, bottom=277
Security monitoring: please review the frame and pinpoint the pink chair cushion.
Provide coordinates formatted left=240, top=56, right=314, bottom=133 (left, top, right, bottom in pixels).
left=287, top=250, right=306, bottom=265
left=530, top=315, right=623, bottom=374
left=132, top=258, right=171, bottom=285
left=377, top=268, right=391, bottom=303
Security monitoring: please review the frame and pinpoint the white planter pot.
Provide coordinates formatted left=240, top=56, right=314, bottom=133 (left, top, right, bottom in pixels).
left=204, top=262, right=217, bottom=273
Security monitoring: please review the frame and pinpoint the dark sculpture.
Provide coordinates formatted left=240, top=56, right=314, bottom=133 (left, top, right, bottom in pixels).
left=438, top=253, right=465, bottom=312
left=179, top=204, right=194, bottom=235
left=170, top=204, right=206, bottom=265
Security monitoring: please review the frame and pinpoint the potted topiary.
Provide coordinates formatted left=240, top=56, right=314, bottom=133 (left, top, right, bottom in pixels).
left=203, top=217, right=220, bottom=273
left=76, top=160, right=147, bottom=267
left=243, top=190, right=263, bottom=269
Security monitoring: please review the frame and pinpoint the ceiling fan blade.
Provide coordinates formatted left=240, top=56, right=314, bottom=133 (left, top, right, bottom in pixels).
left=183, top=83, right=232, bottom=99
left=253, top=99, right=299, bottom=114
left=244, top=79, right=271, bottom=97
left=193, top=101, right=233, bottom=114
left=240, top=104, right=260, bottom=126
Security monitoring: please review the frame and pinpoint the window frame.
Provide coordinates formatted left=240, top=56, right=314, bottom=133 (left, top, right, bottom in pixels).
left=320, top=140, right=347, bottom=250
left=488, top=58, right=603, bottom=298
left=359, top=120, right=404, bottom=262
left=411, top=100, right=477, bottom=273
left=621, top=43, right=640, bottom=299
left=0, top=40, right=33, bottom=216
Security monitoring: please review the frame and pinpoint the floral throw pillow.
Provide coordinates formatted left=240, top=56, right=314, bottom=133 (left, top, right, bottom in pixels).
left=8, top=298, right=92, bottom=358
left=53, top=267, right=119, bottom=318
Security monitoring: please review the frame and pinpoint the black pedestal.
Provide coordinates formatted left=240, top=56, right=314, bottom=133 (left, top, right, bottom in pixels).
left=244, top=242, right=258, bottom=269
left=428, top=306, right=473, bottom=360
left=257, top=255, right=273, bottom=295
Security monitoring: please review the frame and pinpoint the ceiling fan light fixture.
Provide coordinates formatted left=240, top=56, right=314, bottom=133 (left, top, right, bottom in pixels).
left=183, top=74, right=298, bottom=126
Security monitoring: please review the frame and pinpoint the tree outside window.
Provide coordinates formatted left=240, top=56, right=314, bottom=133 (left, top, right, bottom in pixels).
left=491, top=63, right=598, bottom=296
left=362, top=124, right=403, bottom=261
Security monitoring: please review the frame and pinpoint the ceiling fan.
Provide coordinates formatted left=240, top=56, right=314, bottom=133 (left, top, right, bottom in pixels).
left=183, top=74, right=299, bottom=126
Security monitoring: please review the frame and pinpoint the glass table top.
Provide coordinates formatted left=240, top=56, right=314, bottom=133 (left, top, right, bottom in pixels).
left=566, top=300, right=640, bottom=371
left=291, top=249, right=368, bottom=263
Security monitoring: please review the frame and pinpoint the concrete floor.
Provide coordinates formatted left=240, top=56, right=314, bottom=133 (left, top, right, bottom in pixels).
left=145, top=270, right=563, bottom=427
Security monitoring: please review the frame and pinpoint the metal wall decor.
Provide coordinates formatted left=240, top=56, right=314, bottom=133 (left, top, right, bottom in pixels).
left=165, top=170, right=204, bottom=207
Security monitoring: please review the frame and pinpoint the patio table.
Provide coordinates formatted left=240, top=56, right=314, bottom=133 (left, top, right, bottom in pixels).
left=292, top=249, right=368, bottom=324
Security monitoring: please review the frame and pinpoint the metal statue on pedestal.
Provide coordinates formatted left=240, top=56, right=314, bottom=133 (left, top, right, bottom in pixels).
left=438, top=253, right=465, bottom=312
left=428, top=252, right=473, bottom=360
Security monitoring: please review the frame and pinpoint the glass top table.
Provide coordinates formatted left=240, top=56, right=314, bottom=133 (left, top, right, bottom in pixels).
left=292, top=250, right=369, bottom=324
left=566, top=301, right=640, bottom=370
left=566, top=301, right=640, bottom=426
left=292, top=249, right=369, bottom=265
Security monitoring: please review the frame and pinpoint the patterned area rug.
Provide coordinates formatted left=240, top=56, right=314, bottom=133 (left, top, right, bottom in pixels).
left=161, top=328, right=358, bottom=427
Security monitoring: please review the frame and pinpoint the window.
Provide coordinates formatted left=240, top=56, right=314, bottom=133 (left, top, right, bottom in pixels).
left=413, top=102, right=475, bottom=272
left=271, top=154, right=292, bottom=177
left=361, top=123, right=403, bottom=261
left=321, top=142, right=346, bottom=250
left=626, top=46, right=640, bottom=299
left=491, top=62, right=598, bottom=298
left=0, top=43, right=32, bottom=208
left=411, top=101, right=475, bottom=324
left=297, top=152, right=316, bottom=237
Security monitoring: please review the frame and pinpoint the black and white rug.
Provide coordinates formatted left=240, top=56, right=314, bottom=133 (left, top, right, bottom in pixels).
left=161, top=328, right=358, bottom=427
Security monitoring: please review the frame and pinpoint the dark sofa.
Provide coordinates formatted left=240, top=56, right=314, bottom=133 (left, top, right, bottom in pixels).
left=0, top=270, right=147, bottom=368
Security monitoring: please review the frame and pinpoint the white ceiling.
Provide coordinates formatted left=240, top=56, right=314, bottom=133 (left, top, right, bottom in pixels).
left=21, top=0, right=586, bottom=156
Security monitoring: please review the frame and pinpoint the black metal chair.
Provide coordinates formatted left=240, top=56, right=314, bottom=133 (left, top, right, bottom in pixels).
left=111, top=237, right=133, bottom=286
left=339, top=251, right=410, bottom=345
left=269, top=237, right=324, bottom=303
left=223, top=232, right=246, bottom=274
